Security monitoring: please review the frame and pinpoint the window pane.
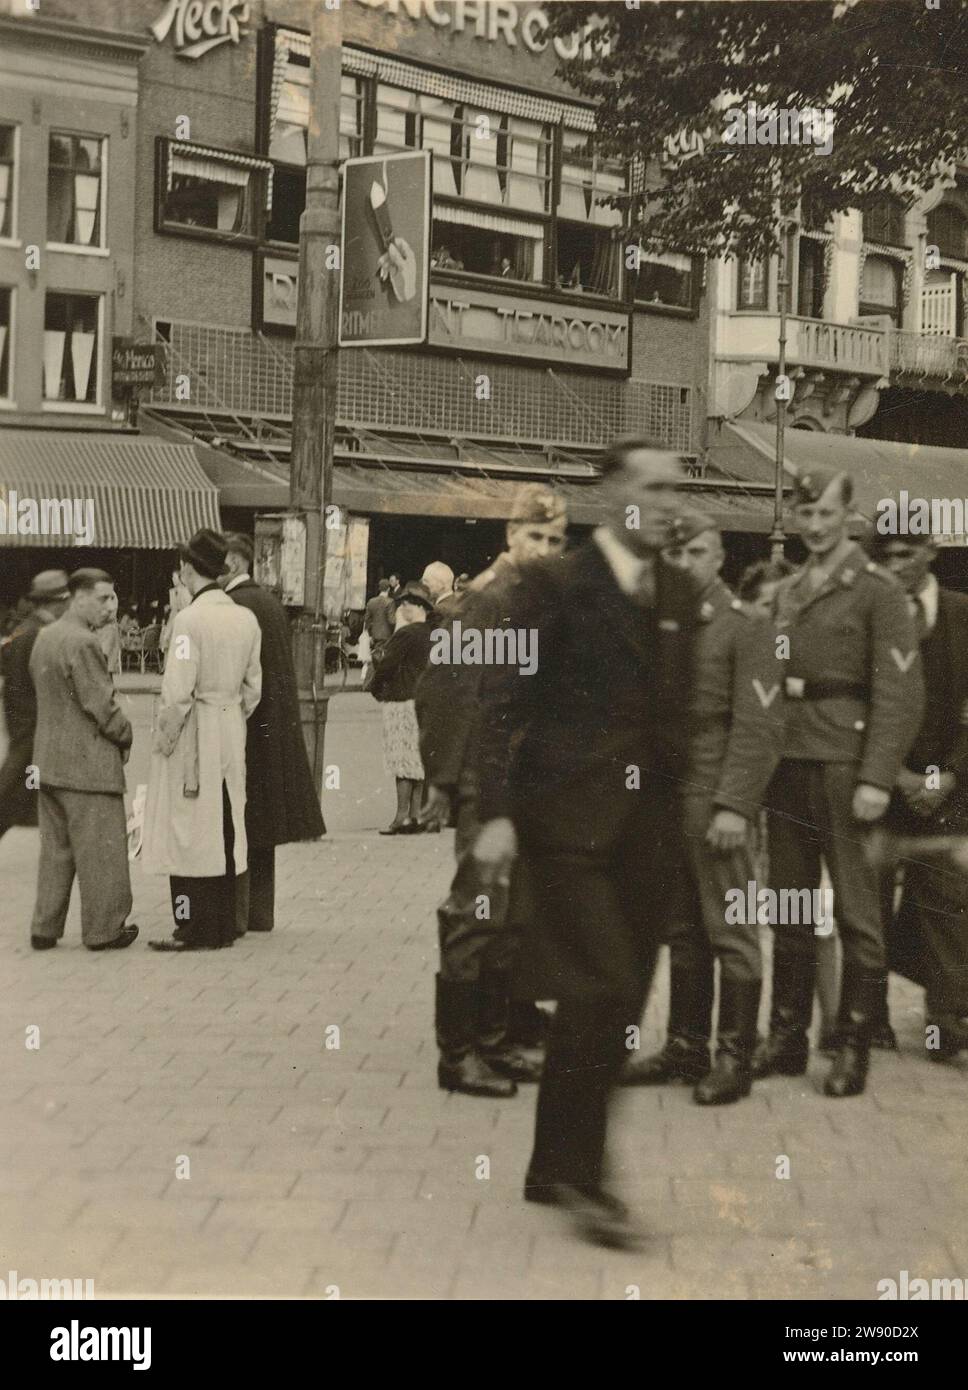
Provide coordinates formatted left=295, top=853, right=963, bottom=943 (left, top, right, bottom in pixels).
left=797, top=239, right=824, bottom=317
left=556, top=223, right=620, bottom=296
left=634, top=253, right=692, bottom=308
left=44, top=293, right=99, bottom=403
left=47, top=134, right=103, bottom=245
left=48, top=133, right=72, bottom=167
left=0, top=127, right=14, bottom=239
left=77, top=138, right=101, bottom=172
left=375, top=84, right=419, bottom=155
left=927, top=205, right=968, bottom=261
left=163, top=168, right=250, bottom=235
left=738, top=258, right=767, bottom=309
left=432, top=214, right=543, bottom=281
left=266, top=165, right=305, bottom=244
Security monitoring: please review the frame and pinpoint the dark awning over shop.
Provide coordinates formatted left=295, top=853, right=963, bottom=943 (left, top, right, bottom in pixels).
left=707, top=420, right=968, bottom=531
left=0, top=430, right=221, bottom=549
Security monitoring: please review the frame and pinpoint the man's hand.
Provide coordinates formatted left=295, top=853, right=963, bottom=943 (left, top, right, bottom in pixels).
left=377, top=236, right=418, bottom=303
left=853, top=783, right=890, bottom=822
left=705, top=808, right=748, bottom=852
left=420, top=784, right=451, bottom=828
left=472, top=817, right=517, bottom=886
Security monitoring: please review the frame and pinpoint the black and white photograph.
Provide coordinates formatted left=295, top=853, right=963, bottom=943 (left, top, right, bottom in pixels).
left=1, top=0, right=968, bottom=1342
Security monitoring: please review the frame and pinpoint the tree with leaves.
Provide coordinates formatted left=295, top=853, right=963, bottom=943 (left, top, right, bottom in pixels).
left=548, top=0, right=968, bottom=258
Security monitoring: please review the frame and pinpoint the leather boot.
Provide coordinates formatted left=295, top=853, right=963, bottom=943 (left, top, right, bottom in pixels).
left=622, top=962, right=713, bottom=1086
left=752, top=950, right=814, bottom=1078
left=824, top=967, right=881, bottom=1098
left=868, top=973, right=897, bottom=1050
left=435, top=975, right=517, bottom=1098
left=477, top=971, right=543, bottom=1083
left=694, top=978, right=761, bottom=1106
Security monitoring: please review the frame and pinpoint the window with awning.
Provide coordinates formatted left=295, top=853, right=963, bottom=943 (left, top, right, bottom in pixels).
left=156, top=140, right=274, bottom=244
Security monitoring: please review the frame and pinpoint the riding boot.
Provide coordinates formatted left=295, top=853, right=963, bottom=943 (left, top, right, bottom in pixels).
left=621, top=961, right=713, bottom=1085
left=478, top=970, right=543, bottom=1083
left=752, top=948, right=814, bottom=1078
left=436, top=975, right=517, bottom=1098
left=694, top=977, right=761, bottom=1106
left=824, top=966, right=881, bottom=1098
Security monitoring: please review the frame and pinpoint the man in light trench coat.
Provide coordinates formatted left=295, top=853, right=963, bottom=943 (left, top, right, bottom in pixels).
left=144, top=529, right=262, bottom=952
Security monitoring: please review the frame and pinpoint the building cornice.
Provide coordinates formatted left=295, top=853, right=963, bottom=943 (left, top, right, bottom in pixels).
left=0, top=15, right=152, bottom=66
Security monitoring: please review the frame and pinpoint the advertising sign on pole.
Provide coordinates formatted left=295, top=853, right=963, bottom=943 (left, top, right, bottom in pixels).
left=339, top=150, right=431, bottom=348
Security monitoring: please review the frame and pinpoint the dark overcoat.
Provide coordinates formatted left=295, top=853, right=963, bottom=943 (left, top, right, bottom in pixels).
left=476, top=538, right=699, bottom=1002
left=227, top=580, right=325, bottom=848
left=0, top=611, right=47, bottom=828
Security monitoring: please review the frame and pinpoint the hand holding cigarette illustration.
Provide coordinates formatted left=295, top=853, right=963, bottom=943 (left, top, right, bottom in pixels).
left=370, top=177, right=418, bottom=303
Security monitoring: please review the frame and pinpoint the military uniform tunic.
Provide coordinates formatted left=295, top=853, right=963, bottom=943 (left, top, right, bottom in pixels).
left=767, top=542, right=924, bottom=976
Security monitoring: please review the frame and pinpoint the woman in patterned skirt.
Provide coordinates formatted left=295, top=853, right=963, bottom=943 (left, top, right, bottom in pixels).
left=370, top=581, right=434, bottom=835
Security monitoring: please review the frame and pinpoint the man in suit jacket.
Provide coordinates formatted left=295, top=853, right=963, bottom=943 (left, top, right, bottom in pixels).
left=28, top=569, right=138, bottom=952
left=474, top=438, right=698, bottom=1250
left=0, top=570, right=70, bottom=840
left=867, top=527, right=968, bottom=1061
left=220, top=533, right=325, bottom=934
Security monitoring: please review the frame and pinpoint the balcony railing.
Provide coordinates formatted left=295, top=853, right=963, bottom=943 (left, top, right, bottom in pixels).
left=721, top=313, right=889, bottom=377
left=890, top=329, right=968, bottom=384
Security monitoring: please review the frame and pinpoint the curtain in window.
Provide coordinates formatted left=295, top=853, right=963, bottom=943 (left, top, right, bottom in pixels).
left=73, top=173, right=100, bottom=246
left=375, top=85, right=418, bottom=153
left=559, top=136, right=590, bottom=221
left=71, top=328, right=95, bottom=401
left=591, top=165, right=624, bottom=228
left=0, top=165, right=9, bottom=238
left=507, top=118, right=545, bottom=213
left=421, top=97, right=458, bottom=198
left=463, top=107, right=501, bottom=204
left=43, top=330, right=65, bottom=399
left=0, top=325, right=7, bottom=392
left=271, top=62, right=310, bottom=165
left=47, top=168, right=72, bottom=244
left=590, top=231, right=620, bottom=295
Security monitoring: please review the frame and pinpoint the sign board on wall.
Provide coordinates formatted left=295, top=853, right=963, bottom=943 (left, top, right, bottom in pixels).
left=254, top=512, right=305, bottom=607
left=339, top=151, right=431, bottom=348
left=150, top=0, right=251, bottom=60
left=111, top=340, right=166, bottom=390
left=259, top=254, right=299, bottom=331
left=429, top=287, right=630, bottom=373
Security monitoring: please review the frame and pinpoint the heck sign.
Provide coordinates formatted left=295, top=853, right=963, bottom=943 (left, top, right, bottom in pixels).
left=151, top=0, right=250, bottom=59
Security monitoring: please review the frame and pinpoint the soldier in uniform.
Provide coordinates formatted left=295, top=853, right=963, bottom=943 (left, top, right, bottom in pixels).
left=0, top=572, right=70, bottom=841
left=756, top=466, right=924, bottom=1097
left=416, top=484, right=568, bottom=1099
left=622, top=514, right=785, bottom=1104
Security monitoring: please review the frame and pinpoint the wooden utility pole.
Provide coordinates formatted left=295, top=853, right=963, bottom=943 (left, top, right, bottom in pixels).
left=290, top=1, right=342, bottom=778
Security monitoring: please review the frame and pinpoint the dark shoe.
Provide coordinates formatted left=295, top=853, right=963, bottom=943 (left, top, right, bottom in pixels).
left=752, top=951, right=814, bottom=1078
left=622, top=1037, right=710, bottom=1086
left=824, top=1042, right=869, bottom=1097
left=484, top=1046, right=543, bottom=1083
left=87, top=924, right=139, bottom=952
left=435, top=974, right=517, bottom=1098
left=694, top=977, right=760, bottom=1106
left=148, top=937, right=224, bottom=953
left=31, top=936, right=58, bottom=951
left=437, top=1053, right=517, bottom=1098
left=524, top=1182, right=646, bottom=1252
left=379, top=818, right=415, bottom=836
left=822, top=966, right=882, bottom=1098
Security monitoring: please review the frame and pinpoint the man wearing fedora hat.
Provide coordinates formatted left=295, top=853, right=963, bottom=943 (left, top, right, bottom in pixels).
left=143, top=529, right=262, bottom=952
left=0, top=571, right=70, bottom=841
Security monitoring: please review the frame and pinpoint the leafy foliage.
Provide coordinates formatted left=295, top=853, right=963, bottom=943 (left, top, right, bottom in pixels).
left=548, top=0, right=968, bottom=258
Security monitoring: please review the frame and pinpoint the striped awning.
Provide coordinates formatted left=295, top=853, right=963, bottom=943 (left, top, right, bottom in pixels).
left=0, top=431, right=221, bottom=549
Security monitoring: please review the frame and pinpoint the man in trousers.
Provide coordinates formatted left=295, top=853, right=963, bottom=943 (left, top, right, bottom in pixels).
left=0, top=571, right=70, bottom=841
left=475, top=439, right=698, bottom=1249
left=756, top=467, right=923, bottom=1096
left=144, top=530, right=262, bottom=952
left=622, top=512, right=785, bottom=1104
left=220, top=533, right=324, bottom=934
left=28, top=569, right=138, bottom=952
left=867, top=524, right=968, bottom=1062
left=417, top=485, right=568, bottom=1098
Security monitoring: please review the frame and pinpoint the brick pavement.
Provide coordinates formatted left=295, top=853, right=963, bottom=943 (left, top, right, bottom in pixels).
left=0, top=825, right=966, bottom=1301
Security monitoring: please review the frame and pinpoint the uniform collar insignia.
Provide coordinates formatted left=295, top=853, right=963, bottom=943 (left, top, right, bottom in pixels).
left=700, top=600, right=716, bottom=622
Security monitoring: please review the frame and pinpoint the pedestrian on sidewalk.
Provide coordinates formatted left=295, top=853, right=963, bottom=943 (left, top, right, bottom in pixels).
left=144, top=530, right=262, bottom=953
left=474, top=438, right=698, bottom=1250
left=0, top=571, right=70, bottom=842
left=417, top=485, right=568, bottom=1099
left=219, top=533, right=325, bottom=935
left=370, top=581, right=433, bottom=835
left=27, top=569, right=139, bottom=952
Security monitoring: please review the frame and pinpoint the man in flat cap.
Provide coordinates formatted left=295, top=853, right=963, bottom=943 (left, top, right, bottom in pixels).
left=143, top=529, right=262, bottom=952
left=622, top=512, right=784, bottom=1104
left=0, top=572, right=70, bottom=841
left=866, top=522, right=968, bottom=1062
left=756, top=466, right=923, bottom=1096
left=416, top=483, right=568, bottom=1099
left=473, top=439, right=697, bottom=1248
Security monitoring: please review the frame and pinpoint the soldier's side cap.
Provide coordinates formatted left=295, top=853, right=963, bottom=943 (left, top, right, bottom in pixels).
left=28, top=569, right=70, bottom=601
left=509, top=483, right=567, bottom=525
left=793, top=465, right=851, bottom=505
left=667, top=510, right=718, bottom=547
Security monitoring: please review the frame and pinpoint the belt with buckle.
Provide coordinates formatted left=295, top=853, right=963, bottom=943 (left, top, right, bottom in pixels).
left=784, top=678, right=868, bottom=701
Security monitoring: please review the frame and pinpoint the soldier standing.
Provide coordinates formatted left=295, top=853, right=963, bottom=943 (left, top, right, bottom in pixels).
left=756, top=467, right=923, bottom=1097
left=417, top=485, right=568, bottom=1099
left=622, top=513, right=784, bottom=1104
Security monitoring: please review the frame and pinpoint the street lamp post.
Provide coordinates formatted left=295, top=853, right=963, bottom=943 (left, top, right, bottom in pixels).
left=289, top=3, right=343, bottom=787
left=771, top=217, right=792, bottom=563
